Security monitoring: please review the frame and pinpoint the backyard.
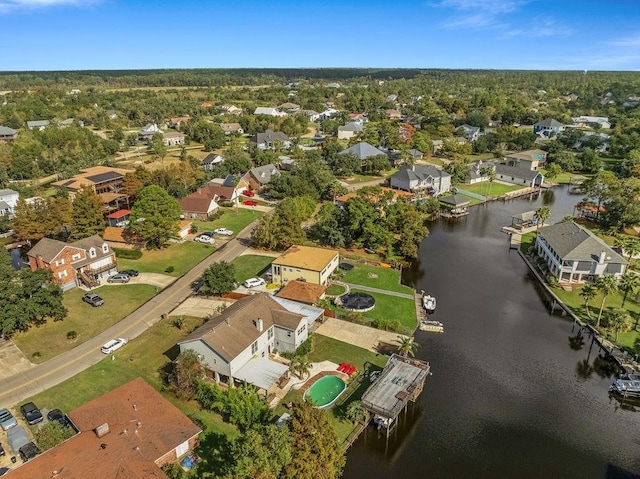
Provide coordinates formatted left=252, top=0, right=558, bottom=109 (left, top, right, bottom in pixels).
left=460, top=181, right=523, bottom=197
left=338, top=262, right=413, bottom=295
left=116, top=241, right=217, bottom=277
left=231, top=254, right=275, bottom=284
left=13, top=284, right=158, bottom=363
left=191, top=207, right=263, bottom=236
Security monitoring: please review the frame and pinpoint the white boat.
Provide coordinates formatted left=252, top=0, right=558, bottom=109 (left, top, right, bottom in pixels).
left=610, top=378, right=640, bottom=398
left=422, top=294, right=436, bottom=312
left=419, top=320, right=444, bottom=333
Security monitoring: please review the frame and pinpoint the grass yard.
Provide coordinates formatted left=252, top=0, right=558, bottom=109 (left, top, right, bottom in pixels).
left=191, top=208, right=263, bottom=235
left=231, top=254, right=274, bottom=283
left=460, top=181, right=522, bottom=197
left=116, top=241, right=216, bottom=277
left=23, top=313, right=239, bottom=444
left=423, top=156, right=447, bottom=167
left=348, top=289, right=417, bottom=331
left=440, top=192, right=483, bottom=206
left=339, top=263, right=413, bottom=295
left=520, top=232, right=536, bottom=253
left=13, top=284, right=158, bottom=363
left=341, top=169, right=397, bottom=184
left=326, top=284, right=346, bottom=295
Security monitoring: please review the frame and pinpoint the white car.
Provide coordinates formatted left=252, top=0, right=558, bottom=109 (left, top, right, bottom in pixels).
left=101, top=338, right=128, bottom=354
left=195, top=235, right=216, bottom=244
left=243, top=277, right=266, bottom=288
left=214, top=228, right=233, bottom=236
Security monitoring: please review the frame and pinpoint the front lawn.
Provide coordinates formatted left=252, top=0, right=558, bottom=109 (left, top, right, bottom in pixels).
left=339, top=263, right=413, bottom=295
left=520, top=232, right=536, bottom=253
left=13, top=284, right=158, bottom=363
left=191, top=207, right=263, bottom=235
left=231, top=254, right=275, bottom=283
left=116, top=241, right=216, bottom=277
left=460, top=181, right=523, bottom=197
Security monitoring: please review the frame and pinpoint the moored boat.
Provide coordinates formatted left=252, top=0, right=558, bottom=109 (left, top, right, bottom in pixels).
left=419, top=320, right=444, bottom=333
left=422, top=294, right=436, bottom=312
left=610, top=378, right=640, bottom=398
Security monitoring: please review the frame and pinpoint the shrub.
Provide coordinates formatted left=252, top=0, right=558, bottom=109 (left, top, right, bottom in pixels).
left=32, top=351, right=41, bottom=359
left=113, top=248, right=143, bottom=260
left=172, top=316, right=185, bottom=330
left=66, top=331, right=78, bottom=340
left=190, top=225, right=199, bottom=234
left=165, top=266, right=175, bottom=273
left=208, top=210, right=223, bottom=220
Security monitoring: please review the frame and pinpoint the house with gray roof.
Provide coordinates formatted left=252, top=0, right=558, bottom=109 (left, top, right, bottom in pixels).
left=0, top=125, right=17, bottom=142
left=533, top=118, right=565, bottom=137
left=466, top=160, right=496, bottom=184
left=505, top=149, right=547, bottom=171
left=201, top=153, right=225, bottom=170
left=178, top=293, right=322, bottom=394
left=251, top=130, right=291, bottom=150
left=535, top=222, right=627, bottom=283
left=337, top=122, right=364, bottom=140
left=26, top=120, right=50, bottom=131
left=0, top=188, right=19, bottom=216
left=390, top=165, right=451, bottom=195
left=458, top=124, right=481, bottom=142
left=339, top=142, right=386, bottom=162
left=243, top=164, right=280, bottom=191
left=495, top=164, right=544, bottom=187
left=138, top=123, right=163, bottom=141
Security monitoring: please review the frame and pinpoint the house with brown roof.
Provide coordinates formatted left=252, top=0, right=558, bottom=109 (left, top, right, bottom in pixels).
left=386, top=109, right=402, bottom=120
left=178, top=193, right=219, bottom=221
left=52, top=165, right=133, bottom=212
left=270, top=245, right=340, bottom=286
left=167, top=116, right=190, bottom=129
left=219, top=122, right=244, bottom=135
left=27, top=235, right=117, bottom=290
left=103, top=226, right=145, bottom=249
left=178, top=294, right=323, bottom=392
left=276, top=280, right=327, bottom=305
left=9, top=378, right=202, bottom=479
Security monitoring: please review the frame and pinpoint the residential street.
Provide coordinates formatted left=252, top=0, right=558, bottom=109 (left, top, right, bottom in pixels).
left=0, top=221, right=259, bottom=407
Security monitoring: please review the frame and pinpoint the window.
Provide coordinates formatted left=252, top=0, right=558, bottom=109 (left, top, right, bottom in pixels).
left=101, top=243, right=109, bottom=253
left=287, top=331, right=292, bottom=337
left=89, top=248, right=96, bottom=258
left=297, top=325, right=306, bottom=336
left=268, top=327, right=274, bottom=340
left=251, top=342, right=258, bottom=354
left=71, top=253, right=81, bottom=261
left=55, top=259, right=65, bottom=267
left=175, top=440, right=189, bottom=458
left=58, top=270, right=67, bottom=279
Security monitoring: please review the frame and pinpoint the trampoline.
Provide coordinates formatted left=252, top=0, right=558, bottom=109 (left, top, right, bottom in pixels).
left=338, top=292, right=375, bottom=312
left=339, top=262, right=354, bottom=271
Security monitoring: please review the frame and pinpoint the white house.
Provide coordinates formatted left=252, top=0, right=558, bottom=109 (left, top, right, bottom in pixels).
left=162, top=132, right=185, bottom=146
left=572, top=116, right=611, bottom=129
left=390, top=164, right=451, bottom=195
left=536, top=222, right=627, bottom=283
left=0, top=188, right=19, bottom=216
left=458, top=124, right=481, bottom=142
left=26, top=120, right=50, bottom=131
left=138, top=123, right=163, bottom=141
left=494, top=164, right=544, bottom=187
left=178, top=294, right=322, bottom=395
left=337, top=122, right=364, bottom=140
left=254, top=107, right=287, bottom=117
left=201, top=153, right=225, bottom=170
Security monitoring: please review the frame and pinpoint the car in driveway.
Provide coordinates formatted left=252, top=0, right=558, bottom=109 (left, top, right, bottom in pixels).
left=107, top=273, right=130, bottom=284
left=82, top=292, right=104, bottom=307
left=0, top=409, right=17, bottom=431
left=195, top=235, right=216, bottom=244
left=214, top=228, right=233, bottom=236
left=200, top=231, right=214, bottom=237
left=242, top=200, right=258, bottom=207
left=243, top=277, right=266, bottom=288
left=120, top=269, right=139, bottom=277
left=242, top=190, right=255, bottom=197
left=18, top=442, right=40, bottom=462
left=101, top=338, right=128, bottom=354
left=47, top=409, right=70, bottom=428
left=20, top=402, right=43, bottom=425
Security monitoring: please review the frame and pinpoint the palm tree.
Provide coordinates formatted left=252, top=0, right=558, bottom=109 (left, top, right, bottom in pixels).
left=396, top=335, right=419, bottom=358
left=579, top=284, right=597, bottom=320
left=594, top=275, right=618, bottom=327
left=562, top=214, right=574, bottom=223
left=614, top=236, right=640, bottom=264
left=290, top=356, right=312, bottom=379
left=486, top=169, right=496, bottom=198
left=534, top=206, right=551, bottom=232
left=606, top=308, right=631, bottom=342
left=618, top=273, right=640, bottom=307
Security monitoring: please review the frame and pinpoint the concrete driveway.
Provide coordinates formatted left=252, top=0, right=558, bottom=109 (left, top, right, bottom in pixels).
left=128, top=273, right=176, bottom=289
left=314, top=317, right=406, bottom=353
left=170, top=297, right=235, bottom=318
left=0, top=340, right=34, bottom=381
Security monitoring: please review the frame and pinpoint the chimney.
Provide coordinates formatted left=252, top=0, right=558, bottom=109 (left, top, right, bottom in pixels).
left=255, top=318, right=264, bottom=332
left=599, top=251, right=607, bottom=263
left=133, top=404, right=137, bottom=411
left=94, top=423, right=110, bottom=438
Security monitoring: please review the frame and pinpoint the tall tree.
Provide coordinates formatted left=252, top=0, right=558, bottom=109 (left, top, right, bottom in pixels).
left=201, top=261, right=236, bottom=296
left=396, top=335, right=419, bottom=357
left=229, top=425, right=292, bottom=479
left=594, top=275, right=618, bottom=327
left=129, top=185, right=182, bottom=248
left=579, top=284, right=597, bottom=320
left=70, top=185, right=104, bottom=240
left=618, top=273, right=639, bottom=308
left=606, top=308, right=631, bottom=342
left=534, top=206, right=551, bottom=232
left=148, top=133, right=168, bottom=166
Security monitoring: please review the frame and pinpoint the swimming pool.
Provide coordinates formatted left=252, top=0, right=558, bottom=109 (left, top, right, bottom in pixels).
left=303, top=375, right=347, bottom=409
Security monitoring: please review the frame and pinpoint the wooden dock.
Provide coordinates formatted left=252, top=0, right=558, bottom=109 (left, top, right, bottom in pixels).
left=509, top=233, right=521, bottom=250
left=415, top=291, right=427, bottom=323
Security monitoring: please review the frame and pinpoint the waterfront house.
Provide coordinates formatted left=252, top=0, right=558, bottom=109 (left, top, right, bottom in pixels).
left=27, top=235, right=117, bottom=290
left=467, top=160, right=496, bottom=184
left=178, top=294, right=322, bottom=393
left=271, top=245, right=339, bottom=286
left=505, top=149, right=547, bottom=171
left=9, top=378, right=201, bottom=479
left=535, top=222, right=627, bottom=283
left=390, top=164, right=451, bottom=195
left=494, top=164, right=544, bottom=187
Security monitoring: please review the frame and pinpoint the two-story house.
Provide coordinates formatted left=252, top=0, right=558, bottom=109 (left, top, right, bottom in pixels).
left=533, top=118, right=565, bottom=137
left=27, top=235, right=118, bottom=290
left=271, top=245, right=340, bottom=286
left=0, top=188, right=19, bottom=216
left=505, top=149, right=548, bottom=171
left=242, top=164, right=280, bottom=191
left=458, top=124, right=481, bottom=142
left=178, top=294, right=323, bottom=395
left=250, top=130, right=291, bottom=150
left=535, top=222, right=627, bottom=283
left=390, top=164, right=452, bottom=195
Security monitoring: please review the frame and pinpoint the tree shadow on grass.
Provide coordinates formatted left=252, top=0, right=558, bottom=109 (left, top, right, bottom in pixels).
left=191, top=431, right=234, bottom=478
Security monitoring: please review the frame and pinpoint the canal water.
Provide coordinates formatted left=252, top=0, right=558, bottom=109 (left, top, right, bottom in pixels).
left=344, top=186, right=640, bottom=479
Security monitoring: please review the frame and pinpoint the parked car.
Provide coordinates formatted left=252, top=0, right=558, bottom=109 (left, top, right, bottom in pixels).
left=214, top=228, right=233, bottom=236
left=47, top=409, right=70, bottom=428
left=0, top=409, right=17, bottom=431
left=0, top=467, right=9, bottom=476
left=20, top=403, right=43, bottom=425
left=200, top=231, right=214, bottom=237
left=82, top=292, right=104, bottom=307
left=101, top=338, right=128, bottom=354
left=120, top=269, right=139, bottom=277
left=18, top=442, right=40, bottom=462
left=243, top=277, right=266, bottom=288
left=242, top=200, right=258, bottom=206
left=242, top=190, right=255, bottom=197
left=191, top=278, right=205, bottom=292
left=107, top=273, right=130, bottom=284
left=195, top=235, right=215, bottom=244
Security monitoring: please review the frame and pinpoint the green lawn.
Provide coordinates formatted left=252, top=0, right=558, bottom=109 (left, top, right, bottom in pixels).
left=341, top=169, right=397, bottom=184
left=339, top=263, right=413, bottom=295
left=347, top=289, right=416, bottom=331
left=423, top=157, right=447, bottom=167
left=13, top=284, right=158, bottom=363
left=520, top=232, right=536, bottom=253
left=116, top=241, right=217, bottom=277
left=460, top=181, right=522, bottom=197
left=326, top=284, right=346, bottom=295
left=231, top=254, right=274, bottom=283
left=191, top=207, right=263, bottom=235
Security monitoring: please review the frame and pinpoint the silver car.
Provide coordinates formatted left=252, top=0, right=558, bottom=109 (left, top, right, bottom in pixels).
left=0, top=409, right=17, bottom=431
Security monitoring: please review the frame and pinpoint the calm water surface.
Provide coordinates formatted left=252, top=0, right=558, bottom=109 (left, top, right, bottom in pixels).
left=344, top=186, right=640, bottom=479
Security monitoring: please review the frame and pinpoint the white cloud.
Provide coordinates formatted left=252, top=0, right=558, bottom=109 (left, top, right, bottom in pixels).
left=606, top=33, right=640, bottom=48
left=0, top=0, right=97, bottom=14
left=434, top=0, right=530, bottom=29
left=503, top=17, right=572, bottom=38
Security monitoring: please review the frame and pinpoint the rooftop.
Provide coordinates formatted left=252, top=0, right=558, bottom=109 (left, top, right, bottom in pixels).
left=537, top=222, right=626, bottom=263
left=272, top=245, right=339, bottom=272
left=276, top=280, right=327, bottom=304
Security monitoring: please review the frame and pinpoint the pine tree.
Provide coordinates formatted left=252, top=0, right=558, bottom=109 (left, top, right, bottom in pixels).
left=70, top=186, right=105, bottom=240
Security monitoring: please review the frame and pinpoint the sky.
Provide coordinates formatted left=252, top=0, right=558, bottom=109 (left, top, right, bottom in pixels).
left=1, top=0, right=639, bottom=71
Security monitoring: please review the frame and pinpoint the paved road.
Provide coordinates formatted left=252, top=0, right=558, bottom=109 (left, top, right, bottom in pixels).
left=0, top=222, right=259, bottom=407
